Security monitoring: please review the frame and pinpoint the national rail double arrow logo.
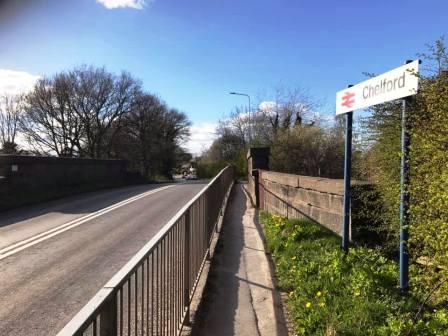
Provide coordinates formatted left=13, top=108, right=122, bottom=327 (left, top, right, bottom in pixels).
left=341, top=91, right=355, bottom=109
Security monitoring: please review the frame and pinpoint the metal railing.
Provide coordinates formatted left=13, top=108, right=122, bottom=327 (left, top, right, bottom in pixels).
left=57, top=166, right=235, bottom=336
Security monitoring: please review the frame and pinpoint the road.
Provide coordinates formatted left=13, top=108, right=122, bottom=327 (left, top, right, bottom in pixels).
left=0, top=181, right=207, bottom=336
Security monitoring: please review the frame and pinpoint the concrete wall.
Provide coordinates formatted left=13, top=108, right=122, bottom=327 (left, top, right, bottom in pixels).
left=0, top=155, right=132, bottom=211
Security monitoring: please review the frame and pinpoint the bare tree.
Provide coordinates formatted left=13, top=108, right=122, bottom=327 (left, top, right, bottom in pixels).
left=158, top=107, right=190, bottom=177
left=258, top=86, right=317, bottom=136
left=66, top=66, right=142, bottom=158
left=125, top=93, right=166, bottom=177
left=21, top=76, right=83, bottom=156
left=21, top=66, right=142, bottom=157
left=217, top=107, right=250, bottom=145
left=19, top=65, right=190, bottom=178
left=0, top=94, right=23, bottom=153
left=108, top=93, right=190, bottom=179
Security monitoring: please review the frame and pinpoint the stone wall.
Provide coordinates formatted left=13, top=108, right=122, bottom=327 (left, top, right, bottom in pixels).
left=258, top=170, right=346, bottom=236
left=255, top=170, right=375, bottom=240
left=0, top=155, right=134, bottom=211
left=246, top=148, right=378, bottom=241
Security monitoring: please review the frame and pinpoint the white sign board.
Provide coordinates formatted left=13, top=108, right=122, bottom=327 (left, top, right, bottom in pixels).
left=336, top=60, right=419, bottom=115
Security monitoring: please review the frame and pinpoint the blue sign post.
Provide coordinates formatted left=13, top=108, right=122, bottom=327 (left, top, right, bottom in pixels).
left=399, top=60, right=415, bottom=292
left=342, top=85, right=353, bottom=253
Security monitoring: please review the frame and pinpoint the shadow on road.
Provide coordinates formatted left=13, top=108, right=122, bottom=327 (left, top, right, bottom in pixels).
left=0, top=181, right=204, bottom=229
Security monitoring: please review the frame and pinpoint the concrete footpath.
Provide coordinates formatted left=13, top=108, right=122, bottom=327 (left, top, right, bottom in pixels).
left=191, top=183, right=287, bottom=336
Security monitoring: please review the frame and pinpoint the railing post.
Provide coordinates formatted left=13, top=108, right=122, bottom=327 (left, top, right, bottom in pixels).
left=184, top=208, right=191, bottom=325
left=399, top=92, right=412, bottom=292
left=99, top=294, right=117, bottom=336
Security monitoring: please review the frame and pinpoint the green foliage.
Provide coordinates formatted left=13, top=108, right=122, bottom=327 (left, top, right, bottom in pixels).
left=261, top=212, right=448, bottom=336
left=360, top=39, right=448, bottom=303
left=360, top=99, right=403, bottom=253
left=350, top=184, right=385, bottom=246
left=196, top=161, right=227, bottom=179
left=408, top=74, right=448, bottom=302
left=197, top=137, right=247, bottom=179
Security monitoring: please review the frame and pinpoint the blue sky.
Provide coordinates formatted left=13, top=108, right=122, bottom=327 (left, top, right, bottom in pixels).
left=0, top=0, right=447, bottom=153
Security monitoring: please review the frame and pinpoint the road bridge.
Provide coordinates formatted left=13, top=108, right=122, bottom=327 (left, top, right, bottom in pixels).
left=0, top=170, right=233, bottom=336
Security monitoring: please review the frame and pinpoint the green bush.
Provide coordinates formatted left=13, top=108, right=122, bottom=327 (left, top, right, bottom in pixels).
left=197, top=147, right=247, bottom=179
left=196, top=161, right=227, bottom=179
left=407, top=74, right=448, bottom=302
left=361, top=71, right=448, bottom=302
left=261, top=212, right=448, bottom=335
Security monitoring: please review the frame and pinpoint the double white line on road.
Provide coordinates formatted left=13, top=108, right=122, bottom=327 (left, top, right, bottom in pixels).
left=0, top=185, right=174, bottom=261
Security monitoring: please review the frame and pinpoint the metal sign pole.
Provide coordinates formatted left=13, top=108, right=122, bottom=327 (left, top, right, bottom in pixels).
left=342, top=85, right=353, bottom=253
left=399, top=60, right=414, bottom=292
left=399, top=96, right=411, bottom=291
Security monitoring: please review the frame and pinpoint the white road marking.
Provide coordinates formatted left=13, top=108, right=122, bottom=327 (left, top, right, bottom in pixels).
left=0, top=185, right=175, bottom=261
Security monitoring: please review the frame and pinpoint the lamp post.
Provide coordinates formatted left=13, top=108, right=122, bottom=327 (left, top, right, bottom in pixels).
left=229, top=92, right=251, bottom=142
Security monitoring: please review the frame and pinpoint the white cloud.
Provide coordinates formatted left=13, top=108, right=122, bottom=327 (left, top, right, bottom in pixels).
left=258, top=101, right=277, bottom=113
left=96, top=0, right=148, bottom=9
left=0, top=69, right=39, bottom=96
left=184, top=122, right=218, bottom=156
left=313, top=112, right=335, bottom=123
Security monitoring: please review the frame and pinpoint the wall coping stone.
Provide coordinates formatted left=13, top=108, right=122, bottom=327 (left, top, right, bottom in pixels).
left=259, top=170, right=370, bottom=195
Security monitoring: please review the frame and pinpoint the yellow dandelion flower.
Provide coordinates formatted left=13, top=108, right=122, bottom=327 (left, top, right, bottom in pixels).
left=316, top=291, right=322, bottom=297
left=354, top=291, right=360, bottom=297
left=319, top=302, right=325, bottom=307
left=305, top=302, right=311, bottom=308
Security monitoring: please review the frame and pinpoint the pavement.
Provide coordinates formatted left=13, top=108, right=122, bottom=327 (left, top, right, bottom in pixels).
left=191, top=183, right=288, bottom=336
left=0, top=181, right=206, bottom=336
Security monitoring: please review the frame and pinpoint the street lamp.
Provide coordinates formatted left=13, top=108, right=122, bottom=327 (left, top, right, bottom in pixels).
left=229, top=92, right=251, bottom=142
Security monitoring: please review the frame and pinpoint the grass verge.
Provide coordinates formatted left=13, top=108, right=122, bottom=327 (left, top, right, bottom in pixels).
left=260, top=211, right=448, bottom=335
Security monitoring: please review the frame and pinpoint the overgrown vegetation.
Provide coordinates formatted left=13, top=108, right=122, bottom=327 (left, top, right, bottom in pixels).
left=359, top=38, right=448, bottom=301
left=261, top=212, right=448, bottom=335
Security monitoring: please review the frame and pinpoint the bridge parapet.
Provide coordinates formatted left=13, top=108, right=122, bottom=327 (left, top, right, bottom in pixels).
left=246, top=148, right=375, bottom=240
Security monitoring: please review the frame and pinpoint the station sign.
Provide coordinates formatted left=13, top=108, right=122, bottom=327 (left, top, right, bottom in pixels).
left=336, top=60, right=419, bottom=115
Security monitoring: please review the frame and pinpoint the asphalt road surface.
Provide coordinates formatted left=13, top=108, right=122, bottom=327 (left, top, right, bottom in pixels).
left=0, top=181, right=206, bottom=336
